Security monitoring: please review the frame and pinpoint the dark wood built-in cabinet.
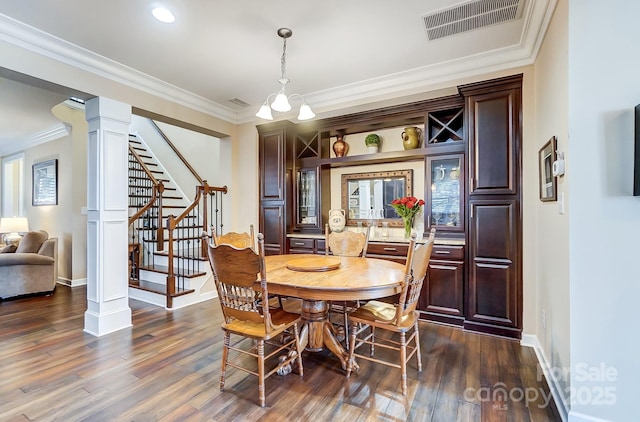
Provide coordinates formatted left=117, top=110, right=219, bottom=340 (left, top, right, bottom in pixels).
left=459, top=75, right=522, bottom=338
left=419, top=244, right=465, bottom=325
left=258, top=74, right=523, bottom=339
left=258, top=123, right=294, bottom=255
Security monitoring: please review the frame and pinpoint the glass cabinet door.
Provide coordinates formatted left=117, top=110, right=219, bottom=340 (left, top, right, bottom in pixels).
left=426, top=154, right=464, bottom=232
left=296, top=167, right=318, bottom=227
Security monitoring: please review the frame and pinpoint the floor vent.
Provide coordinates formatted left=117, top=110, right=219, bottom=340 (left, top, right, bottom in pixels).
left=422, top=0, right=525, bottom=41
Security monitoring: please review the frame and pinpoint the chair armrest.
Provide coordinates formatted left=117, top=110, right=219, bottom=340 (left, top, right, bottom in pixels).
left=38, top=237, right=58, bottom=259
left=0, top=253, right=54, bottom=266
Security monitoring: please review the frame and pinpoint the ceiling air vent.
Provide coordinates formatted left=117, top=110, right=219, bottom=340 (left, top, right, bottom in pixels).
left=228, top=98, right=250, bottom=107
left=422, top=0, right=526, bottom=41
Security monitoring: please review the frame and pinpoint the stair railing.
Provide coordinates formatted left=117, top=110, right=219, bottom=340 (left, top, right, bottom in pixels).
left=165, top=181, right=227, bottom=308
left=149, top=119, right=203, bottom=184
left=128, top=145, right=165, bottom=279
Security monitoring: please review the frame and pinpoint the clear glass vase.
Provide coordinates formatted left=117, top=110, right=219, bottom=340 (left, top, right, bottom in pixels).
left=402, top=216, right=413, bottom=239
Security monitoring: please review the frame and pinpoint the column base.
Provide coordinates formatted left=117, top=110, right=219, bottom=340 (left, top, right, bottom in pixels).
left=84, top=307, right=132, bottom=337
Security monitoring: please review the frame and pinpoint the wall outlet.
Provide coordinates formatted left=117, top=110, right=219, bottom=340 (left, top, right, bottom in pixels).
left=541, top=309, right=546, bottom=329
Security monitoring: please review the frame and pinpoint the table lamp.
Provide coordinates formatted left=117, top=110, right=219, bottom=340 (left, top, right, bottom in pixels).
left=0, top=217, right=29, bottom=245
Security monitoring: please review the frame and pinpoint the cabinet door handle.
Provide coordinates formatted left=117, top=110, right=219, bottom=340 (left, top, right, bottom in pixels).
left=435, top=250, right=451, bottom=254
left=383, top=247, right=397, bottom=251
left=293, top=242, right=306, bottom=246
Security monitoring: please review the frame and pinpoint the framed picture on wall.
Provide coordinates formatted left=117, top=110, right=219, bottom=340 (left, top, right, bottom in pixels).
left=32, top=159, right=58, bottom=206
left=538, top=136, right=557, bottom=202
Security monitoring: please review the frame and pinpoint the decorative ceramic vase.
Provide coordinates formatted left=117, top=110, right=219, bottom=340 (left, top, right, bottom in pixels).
left=328, top=209, right=346, bottom=232
left=401, top=126, right=422, bottom=150
left=402, top=216, right=413, bottom=239
left=332, top=134, right=348, bottom=157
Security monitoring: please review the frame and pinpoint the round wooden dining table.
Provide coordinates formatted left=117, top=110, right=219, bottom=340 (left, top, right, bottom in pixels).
left=263, top=254, right=406, bottom=370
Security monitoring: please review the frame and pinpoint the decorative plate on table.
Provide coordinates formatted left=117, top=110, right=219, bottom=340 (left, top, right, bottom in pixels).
left=286, top=256, right=341, bottom=272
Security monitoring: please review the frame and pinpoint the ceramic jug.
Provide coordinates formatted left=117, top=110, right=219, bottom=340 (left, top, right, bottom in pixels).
left=328, top=209, right=346, bottom=232
left=401, top=126, right=422, bottom=150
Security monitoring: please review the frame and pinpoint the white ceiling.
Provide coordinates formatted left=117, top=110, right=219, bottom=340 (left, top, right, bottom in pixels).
left=0, top=0, right=556, bottom=154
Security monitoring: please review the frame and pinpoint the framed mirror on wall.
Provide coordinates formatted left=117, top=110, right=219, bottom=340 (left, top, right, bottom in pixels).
left=341, top=170, right=412, bottom=227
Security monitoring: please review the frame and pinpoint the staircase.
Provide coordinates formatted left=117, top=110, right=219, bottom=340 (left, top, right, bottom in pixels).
left=127, top=126, right=227, bottom=309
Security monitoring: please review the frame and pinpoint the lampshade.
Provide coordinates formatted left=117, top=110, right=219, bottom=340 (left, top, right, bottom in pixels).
left=297, top=103, right=316, bottom=120
left=271, top=92, right=292, bottom=112
left=0, top=217, right=29, bottom=245
left=0, top=217, right=29, bottom=234
left=255, top=28, right=315, bottom=121
left=256, top=103, right=274, bottom=120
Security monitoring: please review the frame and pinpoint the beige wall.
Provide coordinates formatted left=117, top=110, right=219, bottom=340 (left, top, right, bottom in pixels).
left=52, top=103, right=89, bottom=284
left=22, top=133, right=72, bottom=281
left=531, top=0, right=571, bottom=400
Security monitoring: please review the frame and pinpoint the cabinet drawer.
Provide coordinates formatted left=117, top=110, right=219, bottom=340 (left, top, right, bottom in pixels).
left=367, top=243, right=409, bottom=257
left=288, top=238, right=315, bottom=250
left=431, top=245, right=464, bottom=260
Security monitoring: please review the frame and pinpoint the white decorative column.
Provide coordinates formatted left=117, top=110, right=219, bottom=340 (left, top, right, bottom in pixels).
left=84, top=97, right=132, bottom=336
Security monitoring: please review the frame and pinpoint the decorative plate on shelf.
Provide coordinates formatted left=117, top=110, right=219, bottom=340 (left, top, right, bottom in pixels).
left=350, top=198, right=358, bottom=206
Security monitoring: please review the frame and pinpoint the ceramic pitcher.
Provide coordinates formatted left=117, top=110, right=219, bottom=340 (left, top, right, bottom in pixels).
left=401, top=126, right=422, bottom=150
left=328, top=209, right=346, bottom=232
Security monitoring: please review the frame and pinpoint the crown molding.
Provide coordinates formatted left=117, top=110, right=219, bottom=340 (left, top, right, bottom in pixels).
left=237, top=0, right=558, bottom=124
left=0, top=0, right=556, bottom=127
left=0, top=123, right=70, bottom=156
left=0, top=14, right=238, bottom=123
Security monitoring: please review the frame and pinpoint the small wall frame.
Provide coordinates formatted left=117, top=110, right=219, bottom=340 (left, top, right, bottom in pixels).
left=538, top=136, right=557, bottom=202
left=32, top=159, right=58, bottom=206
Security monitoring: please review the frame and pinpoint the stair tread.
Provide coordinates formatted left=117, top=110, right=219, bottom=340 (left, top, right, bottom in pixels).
left=142, top=235, right=204, bottom=243
left=129, top=195, right=183, bottom=200
left=129, top=279, right=195, bottom=297
left=129, top=160, right=158, bottom=167
left=154, top=249, right=207, bottom=261
left=139, top=264, right=205, bottom=278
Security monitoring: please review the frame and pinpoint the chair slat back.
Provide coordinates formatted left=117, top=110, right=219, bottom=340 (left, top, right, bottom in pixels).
left=325, top=223, right=369, bottom=257
left=395, top=228, right=436, bottom=325
left=212, top=224, right=255, bottom=249
left=207, top=233, right=271, bottom=329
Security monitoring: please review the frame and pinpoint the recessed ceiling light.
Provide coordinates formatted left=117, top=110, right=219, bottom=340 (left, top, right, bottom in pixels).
left=152, top=7, right=175, bottom=23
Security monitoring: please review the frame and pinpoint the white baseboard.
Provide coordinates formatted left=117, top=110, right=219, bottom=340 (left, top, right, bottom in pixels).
left=57, top=277, right=87, bottom=287
left=520, top=334, right=569, bottom=422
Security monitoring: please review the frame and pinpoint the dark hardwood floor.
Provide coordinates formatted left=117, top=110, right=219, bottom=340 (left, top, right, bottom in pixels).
left=0, top=286, right=561, bottom=421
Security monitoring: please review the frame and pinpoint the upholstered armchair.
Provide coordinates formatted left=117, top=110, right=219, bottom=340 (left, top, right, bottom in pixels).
left=0, top=230, right=58, bottom=299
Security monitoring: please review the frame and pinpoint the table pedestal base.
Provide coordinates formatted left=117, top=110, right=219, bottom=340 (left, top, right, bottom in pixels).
left=297, top=299, right=357, bottom=371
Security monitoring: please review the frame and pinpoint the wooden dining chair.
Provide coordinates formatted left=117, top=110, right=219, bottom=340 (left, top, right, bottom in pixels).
left=210, top=225, right=281, bottom=309
left=325, top=223, right=371, bottom=348
left=345, top=230, right=435, bottom=396
left=211, top=224, right=255, bottom=249
left=325, top=223, right=369, bottom=257
left=206, top=233, right=304, bottom=407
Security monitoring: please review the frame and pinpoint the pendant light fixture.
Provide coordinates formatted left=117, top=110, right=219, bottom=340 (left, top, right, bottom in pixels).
left=256, top=28, right=315, bottom=121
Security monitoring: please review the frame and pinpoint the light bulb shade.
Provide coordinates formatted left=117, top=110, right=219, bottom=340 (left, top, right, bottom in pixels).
left=255, top=104, right=274, bottom=120
left=271, top=93, right=292, bottom=112
left=0, top=217, right=29, bottom=234
left=297, top=103, right=315, bottom=120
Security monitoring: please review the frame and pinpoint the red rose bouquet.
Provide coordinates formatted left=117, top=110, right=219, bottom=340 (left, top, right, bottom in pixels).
left=390, top=196, right=425, bottom=238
